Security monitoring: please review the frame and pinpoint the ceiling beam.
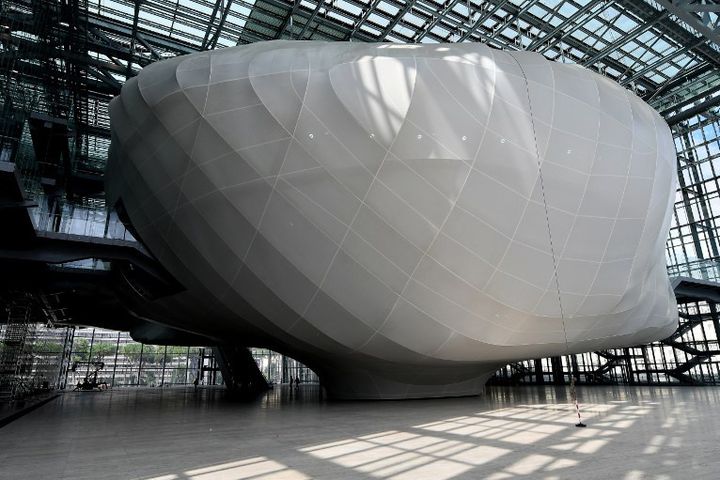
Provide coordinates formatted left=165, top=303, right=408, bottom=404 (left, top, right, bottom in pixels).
left=202, top=0, right=225, bottom=49
left=617, top=0, right=720, bottom=68
left=126, top=0, right=142, bottom=79
left=297, top=0, right=326, bottom=40
left=666, top=93, right=720, bottom=126
left=525, top=0, right=600, bottom=52
left=581, top=9, right=668, bottom=67
left=210, top=0, right=235, bottom=48
left=486, top=0, right=659, bottom=93
left=655, top=0, right=720, bottom=47
left=378, top=0, right=415, bottom=41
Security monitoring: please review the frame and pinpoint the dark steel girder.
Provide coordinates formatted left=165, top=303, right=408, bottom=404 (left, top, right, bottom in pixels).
left=0, top=31, right=136, bottom=78
left=126, top=0, right=143, bottom=78
left=617, top=0, right=720, bottom=69
left=202, top=0, right=226, bottom=48
left=379, top=0, right=416, bottom=41
left=656, top=0, right=720, bottom=48
left=210, top=0, right=235, bottom=48
left=458, top=0, right=511, bottom=43
left=483, top=0, right=536, bottom=45
left=135, top=33, right=162, bottom=60
left=297, top=0, right=326, bottom=40
left=649, top=63, right=716, bottom=108
left=660, top=79, right=720, bottom=116
left=87, top=15, right=196, bottom=55
left=619, top=37, right=706, bottom=87
left=535, top=1, right=612, bottom=55
left=255, top=0, right=376, bottom=42
left=3, top=12, right=155, bottom=68
left=485, top=0, right=659, bottom=93
left=581, top=9, right=669, bottom=67
left=8, top=60, right=119, bottom=98
left=414, top=0, right=462, bottom=43
left=655, top=70, right=720, bottom=120
left=351, top=0, right=500, bottom=46
left=349, top=0, right=386, bottom=40
left=666, top=93, right=720, bottom=126
left=276, top=0, right=302, bottom=39
left=525, top=0, right=600, bottom=52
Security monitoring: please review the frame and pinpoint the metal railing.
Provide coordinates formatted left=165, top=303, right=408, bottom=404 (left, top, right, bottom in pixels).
left=667, top=259, right=720, bottom=283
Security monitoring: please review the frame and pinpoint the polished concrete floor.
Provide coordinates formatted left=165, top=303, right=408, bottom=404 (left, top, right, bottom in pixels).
left=0, top=384, right=717, bottom=479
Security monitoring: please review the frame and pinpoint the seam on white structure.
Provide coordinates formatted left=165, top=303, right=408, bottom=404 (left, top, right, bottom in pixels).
left=224, top=51, right=314, bottom=298
left=578, top=81, right=637, bottom=310
left=511, top=53, right=568, bottom=347
left=287, top=56, right=421, bottom=343
left=480, top=61, right=548, bottom=294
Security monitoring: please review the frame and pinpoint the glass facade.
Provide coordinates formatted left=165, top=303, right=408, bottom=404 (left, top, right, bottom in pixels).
left=0, top=320, right=318, bottom=403
left=0, top=321, right=72, bottom=400
left=61, top=328, right=319, bottom=388
left=667, top=116, right=720, bottom=281
left=492, top=289, right=720, bottom=386
left=251, top=348, right=319, bottom=385
left=64, top=328, right=205, bottom=388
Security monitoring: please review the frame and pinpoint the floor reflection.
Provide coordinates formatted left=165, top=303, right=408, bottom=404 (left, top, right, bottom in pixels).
left=1, top=385, right=717, bottom=479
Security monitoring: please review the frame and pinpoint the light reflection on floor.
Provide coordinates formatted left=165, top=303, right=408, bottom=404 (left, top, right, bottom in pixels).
left=2, top=385, right=718, bottom=479
left=298, top=402, right=644, bottom=480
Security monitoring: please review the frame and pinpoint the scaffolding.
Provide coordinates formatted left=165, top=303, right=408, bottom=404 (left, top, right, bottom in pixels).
left=0, top=295, right=36, bottom=402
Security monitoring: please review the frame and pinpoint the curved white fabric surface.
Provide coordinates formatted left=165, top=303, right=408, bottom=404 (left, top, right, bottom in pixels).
left=107, top=41, right=678, bottom=399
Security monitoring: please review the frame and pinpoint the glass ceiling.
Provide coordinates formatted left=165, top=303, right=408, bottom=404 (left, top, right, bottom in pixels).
left=2, top=0, right=719, bottom=139
left=78, top=0, right=720, bottom=115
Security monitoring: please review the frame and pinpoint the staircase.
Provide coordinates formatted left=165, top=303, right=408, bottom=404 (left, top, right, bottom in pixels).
left=212, top=345, right=270, bottom=397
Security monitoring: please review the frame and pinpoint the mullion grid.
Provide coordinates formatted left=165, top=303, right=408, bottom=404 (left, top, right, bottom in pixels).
left=268, top=0, right=702, bottom=101
left=79, top=0, right=712, bottom=109
left=668, top=118, right=720, bottom=279
left=65, top=328, right=204, bottom=387
left=88, top=0, right=265, bottom=46
left=497, top=302, right=720, bottom=386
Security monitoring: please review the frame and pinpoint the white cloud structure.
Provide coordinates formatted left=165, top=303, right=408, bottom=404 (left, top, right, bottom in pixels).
left=107, top=41, right=678, bottom=399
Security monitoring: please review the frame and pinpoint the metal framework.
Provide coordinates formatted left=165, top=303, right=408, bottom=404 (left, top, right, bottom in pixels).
left=3, top=0, right=720, bottom=389
left=1, top=1, right=719, bottom=135
left=493, top=280, right=720, bottom=386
